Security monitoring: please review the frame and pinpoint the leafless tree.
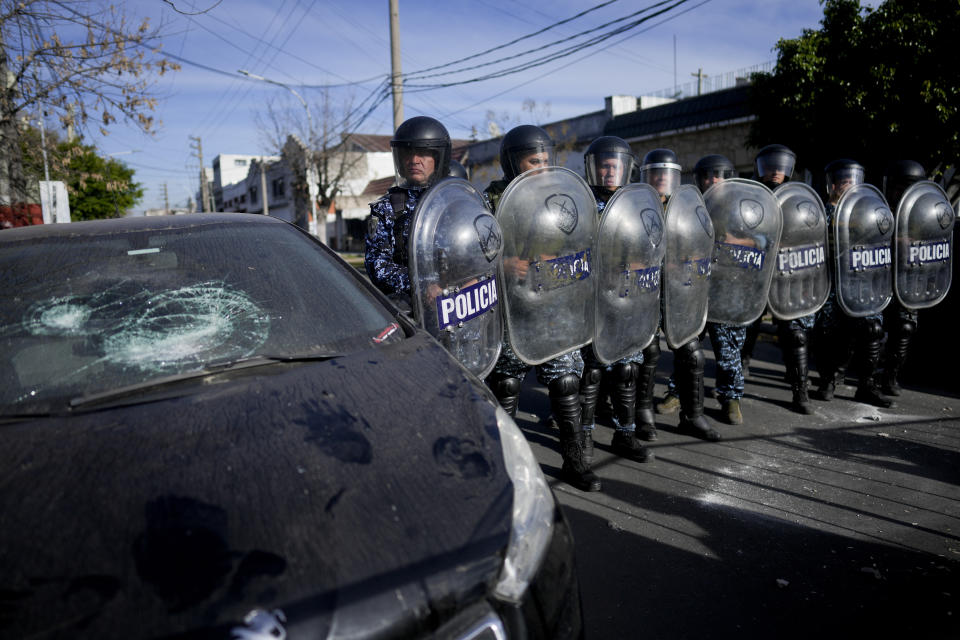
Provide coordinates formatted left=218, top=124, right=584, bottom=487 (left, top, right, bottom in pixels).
left=253, top=88, right=368, bottom=213
left=0, top=0, right=178, bottom=204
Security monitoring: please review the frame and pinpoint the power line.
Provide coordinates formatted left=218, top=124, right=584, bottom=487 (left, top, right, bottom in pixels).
left=405, top=0, right=693, bottom=91
left=404, top=0, right=687, bottom=85
left=406, top=0, right=622, bottom=78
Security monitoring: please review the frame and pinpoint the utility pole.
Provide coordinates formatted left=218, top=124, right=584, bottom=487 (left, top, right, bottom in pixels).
left=163, top=183, right=169, bottom=215
left=691, top=68, right=708, bottom=96
left=260, top=157, right=269, bottom=217
left=188, top=135, right=212, bottom=212
left=389, top=0, right=403, bottom=130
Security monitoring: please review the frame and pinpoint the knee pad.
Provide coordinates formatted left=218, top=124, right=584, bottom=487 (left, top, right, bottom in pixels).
left=677, top=340, right=705, bottom=372
left=582, top=367, right=602, bottom=386
left=615, top=362, right=636, bottom=385
left=900, top=319, right=917, bottom=337
left=864, top=319, right=884, bottom=341
left=490, top=375, right=521, bottom=398
left=549, top=373, right=580, bottom=397
left=643, top=335, right=661, bottom=365
left=792, top=329, right=807, bottom=349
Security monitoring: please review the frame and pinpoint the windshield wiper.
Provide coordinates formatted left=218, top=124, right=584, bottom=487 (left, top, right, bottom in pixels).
left=69, top=353, right=337, bottom=409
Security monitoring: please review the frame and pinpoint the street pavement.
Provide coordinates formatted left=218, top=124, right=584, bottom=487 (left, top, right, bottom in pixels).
left=514, top=331, right=960, bottom=640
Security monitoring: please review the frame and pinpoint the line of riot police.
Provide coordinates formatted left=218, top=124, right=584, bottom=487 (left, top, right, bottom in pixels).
left=364, top=116, right=955, bottom=493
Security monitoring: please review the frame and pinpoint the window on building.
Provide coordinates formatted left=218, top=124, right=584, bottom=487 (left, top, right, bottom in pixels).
left=234, top=158, right=248, bottom=166
left=272, top=178, right=285, bottom=198
left=250, top=186, right=258, bottom=204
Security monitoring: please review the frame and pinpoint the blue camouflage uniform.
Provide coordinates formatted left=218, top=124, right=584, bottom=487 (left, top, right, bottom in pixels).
left=364, top=186, right=423, bottom=303
left=707, top=323, right=746, bottom=402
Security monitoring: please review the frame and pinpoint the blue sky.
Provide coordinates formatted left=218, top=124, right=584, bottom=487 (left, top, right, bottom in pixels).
left=78, top=0, right=838, bottom=212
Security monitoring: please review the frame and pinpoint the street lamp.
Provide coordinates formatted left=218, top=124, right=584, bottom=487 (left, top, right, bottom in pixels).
left=238, top=69, right=323, bottom=242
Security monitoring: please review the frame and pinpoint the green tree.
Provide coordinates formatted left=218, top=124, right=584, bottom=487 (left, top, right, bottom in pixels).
left=1, top=1, right=178, bottom=205
left=20, top=124, right=142, bottom=219
left=748, top=0, right=959, bottom=193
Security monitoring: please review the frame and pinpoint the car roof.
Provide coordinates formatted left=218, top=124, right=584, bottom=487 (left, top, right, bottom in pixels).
left=0, top=213, right=286, bottom=242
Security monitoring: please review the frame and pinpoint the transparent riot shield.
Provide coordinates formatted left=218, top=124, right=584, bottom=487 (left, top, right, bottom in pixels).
left=663, top=185, right=714, bottom=349
left=833, top=183, right=894, bottom=317
left=893, top=180, right=954, bottom=309
left=496, top=167, right=597, bottom=365
left=768, top=182, right=830, bottom=320
left=593, top=183, right=665, bottom=363
left=704, top=178, right=783, bottom=326
left=409, top=177, right=503, bottom=378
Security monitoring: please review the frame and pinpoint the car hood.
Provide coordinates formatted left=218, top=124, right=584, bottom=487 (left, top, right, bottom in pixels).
left=0, top=333, right=514, bottom=639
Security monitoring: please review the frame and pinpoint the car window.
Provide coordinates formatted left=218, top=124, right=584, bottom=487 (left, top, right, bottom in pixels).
left=0, top=219, right=402, bottom=413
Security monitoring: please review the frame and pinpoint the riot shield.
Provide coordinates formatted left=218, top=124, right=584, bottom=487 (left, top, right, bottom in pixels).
left=496, top=167, right=597, bottom=365
left=593, top=183, right=665, bottom=363
left=704, top=178, right=783, bottom=326
left=662, top=185, right=713, bottom=349
left=833, top=183, right=894, bottom=317
left=768, top=182, right=830, bottom=320
left=409, top=177, right=503, bottom=378
left=893, top=180, right=954, bottom=309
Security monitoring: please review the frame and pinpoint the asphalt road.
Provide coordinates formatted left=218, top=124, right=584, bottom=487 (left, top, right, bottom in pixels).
left=514, top=331, right=960, bottom=640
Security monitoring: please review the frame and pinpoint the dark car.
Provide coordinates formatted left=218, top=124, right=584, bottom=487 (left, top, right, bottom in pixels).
left=0, top=214, right=583, bottom=639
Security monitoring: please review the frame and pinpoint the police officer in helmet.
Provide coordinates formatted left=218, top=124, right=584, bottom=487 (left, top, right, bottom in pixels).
left=741, top=144, right=797, bottom=377
left=643, top=148, right=720, bottom=442
left=579, top=136, right=651, bottom=462
left=694, top=154, right=736, bottom=193
left=364, top=116, right=451, bottom=303
left=485, top=124, right=603, bottom=492
left=812, top=158, right=892, bottom=407
left=692, top=154, right=753, bottom=424
left=880, top=159, right=927, bottom=396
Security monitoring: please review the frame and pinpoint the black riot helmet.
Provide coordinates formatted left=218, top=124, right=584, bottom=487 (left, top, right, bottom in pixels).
left=584, top=136, right=635, bottom=193
left=824, top=158, right=865, bottom=203
left=639, top=148, right=681, bottom=199
left=754, top=144, right=796, bottom=187
left=694, top=154, right=736, bottom=193
left=448, top=159, right=468, bottom=180
left=883, top=159, right=926, bottom=207
left=499, top=125, right=555, bottom=182
left=390, top=116, right=451, bottom=189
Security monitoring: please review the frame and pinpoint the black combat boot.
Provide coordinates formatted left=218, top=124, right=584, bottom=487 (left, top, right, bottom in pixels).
left=609, top=362, right=650, bottom=462
left=881, top=317, right=915, bottom=396
left=675, top=340, right=720, bottom=442
left=783, top=327, right=813, bottom=415
left=578, top=366, right=603, bottom=464
left=550, top=374, right=601, bottom=492
left=635, top=338, right=660, bottom=440
left=853, top=320, right=893, bottom=408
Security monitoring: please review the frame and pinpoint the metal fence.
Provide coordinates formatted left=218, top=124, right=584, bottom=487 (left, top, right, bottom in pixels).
left=646, top=61, right=774, bottom=100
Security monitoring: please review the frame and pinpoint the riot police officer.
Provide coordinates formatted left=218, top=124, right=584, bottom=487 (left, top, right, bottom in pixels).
left=880, top=159, right=927, bottom=395
left=365, top=116, right=451, bottom=303
left=694, top=154, right=749, bottom=424
left=485, top=124, right=604, bottom=492
left=741, top=144, right=797, bottom=376
left=643, top=148, right=720, bottom=442
left=579, top=136, right=651, bottom=461
left=812, top=158, right=892, bottom=407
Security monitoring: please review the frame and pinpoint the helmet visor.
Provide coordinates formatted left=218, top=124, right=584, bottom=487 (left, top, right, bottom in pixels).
left=756, top=154, right=795, bottom=184
left=393, top=144, right=449, bottom=189
left=641, top=165, right=680, bottom=198
left=504, top=143, right=554, bottom=180
left=585, top=152, right=635, bottom=190
left=826, top=166, right=864, bottom=198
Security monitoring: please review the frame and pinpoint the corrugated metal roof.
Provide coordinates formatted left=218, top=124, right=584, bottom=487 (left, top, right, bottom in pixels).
left=604, top=86, right=752, bottom=140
